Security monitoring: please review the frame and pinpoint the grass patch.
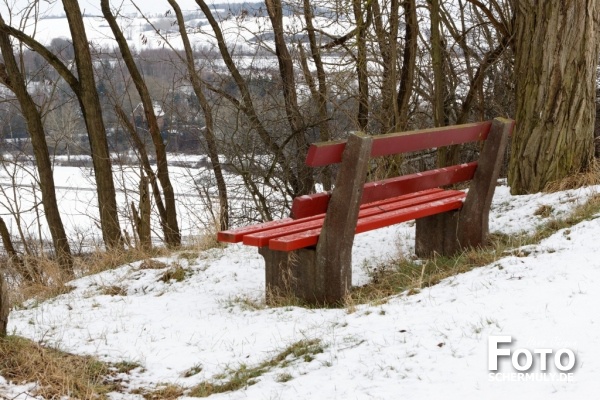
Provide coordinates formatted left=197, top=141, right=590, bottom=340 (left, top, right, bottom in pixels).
left=533, top=204, right=554, bottom=218
left=133, top=383, right=185, bottom=400
left=182, top=363, right=203, bottom=378
left=111, top=360, right=142, bottom=374
left=349, top=237, right=509, bottom=306
left=99, top=285, right=127, bottom=296
left=0, top=335, right=123, bottom=399
left=544, top=158, right=600, bottom=192
left=223, top=295, right=266, bottom=311
left=350, top=193, right=600, bottom=306
left=6, top=249, right=168, bottom=309
left=178, top=251, right=199, bottom=262
left=159, top=265, right=188, bottom=283
left=188, top=339, right=323, bottom=397
left=138, top=259, right=168, bottom=270
left=523, top=194, right=600, bottom=244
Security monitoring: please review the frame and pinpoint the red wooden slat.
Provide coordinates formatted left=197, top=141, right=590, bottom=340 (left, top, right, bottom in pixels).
left=292, top=187, right=445, bottom=219
left=292, top=162, right=477, bottom=219
left=306, top=121, right=492, bottom=167
left=244, top=190, right=464, bottom=247
left=220, top=189, right=445, bottom=243
left=217, top=217, right=297, bottom=243
left=269, top=195, right=465, bottom=251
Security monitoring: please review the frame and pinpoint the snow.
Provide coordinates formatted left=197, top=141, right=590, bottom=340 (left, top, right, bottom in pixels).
left=1, top=183, right=600, bottom=399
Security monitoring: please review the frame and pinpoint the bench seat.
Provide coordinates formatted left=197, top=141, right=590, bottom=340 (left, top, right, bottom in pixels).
left=218, top=188, right=466, bottom=251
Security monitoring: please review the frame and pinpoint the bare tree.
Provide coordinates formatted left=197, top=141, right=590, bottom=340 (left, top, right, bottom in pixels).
left=396, top=0, right=418, bottom=131
left=0, top=268, right=7, bottom=336
left=166, top=0, right=230, bottom=231
left=0, top=20, right=73, bottom=272
left=101, top=0, right=181, bottom=246
left=61, top=0, right=123, bottom=248
left=0, top=2, right=124, bottom=249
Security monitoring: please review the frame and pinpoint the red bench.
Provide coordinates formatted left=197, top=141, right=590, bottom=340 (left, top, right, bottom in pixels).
left=218, top=118, right=514, bottom=305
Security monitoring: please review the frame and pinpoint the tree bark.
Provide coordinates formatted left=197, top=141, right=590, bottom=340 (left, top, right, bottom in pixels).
left=509, top=1, right=599, bottom=194
left=101, top=0, right=181, bottom=247
left=302, top=0, right=332, bottom=190
left=62, top=0, right=123, bottom=248
left=396, top=0, right=418, bottom=131
left=353, top=0, right=370, bottom=130
left=0, top=18, right=73, bottom=272
left=372, top=0, right=400, bottom=133
left=265, top=0, right=314, bottom=195
left=431, top=0, right=457, bottom=167
left=0, top=271, right=7, bottom=337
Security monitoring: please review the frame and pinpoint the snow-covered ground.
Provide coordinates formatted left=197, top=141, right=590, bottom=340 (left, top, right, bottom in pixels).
left=2, top=183, right=600, bottom=399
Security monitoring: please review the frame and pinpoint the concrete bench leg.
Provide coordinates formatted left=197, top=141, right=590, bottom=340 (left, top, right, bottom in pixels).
left=415, top=210, right=461, bottom=257
left=259, top=132, right=373, bottom=306
left=415, top=117, right=512, bottom=257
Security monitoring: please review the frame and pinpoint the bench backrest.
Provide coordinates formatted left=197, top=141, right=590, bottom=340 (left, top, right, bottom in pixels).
left=305, top=121, right=493, bottom=166
left=293, top=120, right=511, bottom=219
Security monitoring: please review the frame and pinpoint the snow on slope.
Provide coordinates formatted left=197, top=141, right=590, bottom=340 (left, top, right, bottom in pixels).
left=2, top=184, right=600, bottom=399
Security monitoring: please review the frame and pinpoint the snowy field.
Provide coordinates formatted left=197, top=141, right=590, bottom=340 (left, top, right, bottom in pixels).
left=1, top=183, right=600, bottom=399
left=0, top=154, right=280, bottom=250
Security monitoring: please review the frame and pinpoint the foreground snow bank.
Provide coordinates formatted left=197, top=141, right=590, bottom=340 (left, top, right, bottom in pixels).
left=2, top=184, right=600, bottom=399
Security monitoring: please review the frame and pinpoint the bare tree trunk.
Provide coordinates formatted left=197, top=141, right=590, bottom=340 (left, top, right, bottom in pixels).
left=354, top=0, right=370, bottom=130
left=431, top=0, right=457, bottom=167
left=265, top=0, right=314, bottom=195
left=0, top=12, right=123, bottom=249
left=302, top=0, right=332, bottom=190
left=0, top=216, right=21, bottom=267
left=0, top=271, right=7, bottom=337
left=101, top=0, right=181, bottom=247
left=132, top=173, right=152, bottom=251
left=62, top=0, right=123, bottom=249
left=372, top=0, right=400, bottom=133
left=509, top=1, right=599, bottom=194
left=0, top=17, right=73, bottom=273
left=396, top=0, right=418, bottom=131
left=168, top=0, right=230, bottom=231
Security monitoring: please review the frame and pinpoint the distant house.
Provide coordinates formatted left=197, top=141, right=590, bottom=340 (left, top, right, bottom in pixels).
left=132, top=102, right=165, bottom=130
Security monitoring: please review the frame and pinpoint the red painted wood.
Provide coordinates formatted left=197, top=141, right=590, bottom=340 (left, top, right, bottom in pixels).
left=269, top=195, right=466, bottom=251
left=244, top=190, right=465, bottom=247
left=217, top=217, right=296, bottom=243
left=306, top=121, right=492, bottom=167
left=221, top=189, right=447, bottom=243
left=291, top=162, right=477, bottom=218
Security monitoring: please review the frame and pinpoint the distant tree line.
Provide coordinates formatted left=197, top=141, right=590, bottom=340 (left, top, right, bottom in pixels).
left=0, top=0, right=596, bottom=279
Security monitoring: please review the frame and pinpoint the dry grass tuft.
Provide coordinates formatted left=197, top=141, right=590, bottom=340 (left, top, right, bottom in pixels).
left=189, top=339, right=323, bottom=397
left=6, top=248, right=166, bottom=307
left=351, top=192, right=600, bottom=307
left=137, top=259, right=168, bottom=270
left=184, top=229, right=226, bottom=253
left=99, top=285, right=127, bottom=296
left=133, top=383, right=185, bottom=400
left=0, top=335, right=121, bottom=399
left=348, top=237, right=510, bottom=307
left=159, top=265, right=187, bottom=283
left=81, top=247, right=168, bottom=275
left=5, top=256, right=76, bottom=307
left=544, top=158, right=600, bottom=192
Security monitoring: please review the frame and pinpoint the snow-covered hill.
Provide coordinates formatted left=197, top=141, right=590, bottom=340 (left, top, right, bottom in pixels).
left=2, top=184, right=599, bottom=399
